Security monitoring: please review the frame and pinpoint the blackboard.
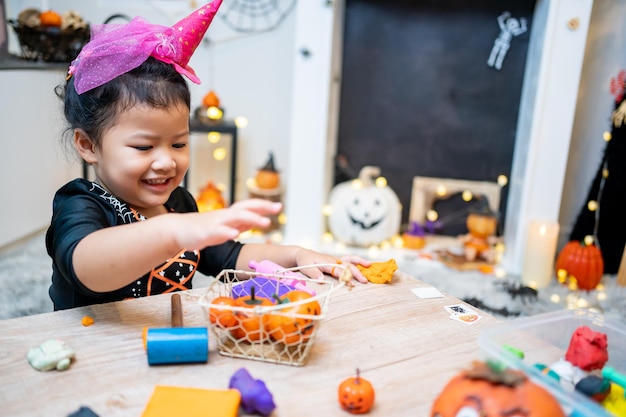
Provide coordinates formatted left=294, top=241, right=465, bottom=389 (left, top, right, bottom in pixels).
left=335, top=0, right=535, bottom=232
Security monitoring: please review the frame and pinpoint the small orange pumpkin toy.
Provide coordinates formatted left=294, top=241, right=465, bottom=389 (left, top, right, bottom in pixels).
left=267, top=290, right=321, bottom=345
left=338, top=368, right=375, bottom=414
left=555, top=237, right=604, bottom=290
left=430, top=361, right=565, bottom=417
left=208, top=296, right=237, bottom=329
left=255, top=152, right=280, bottom=190
left=230, top=287, right=273, bottom=342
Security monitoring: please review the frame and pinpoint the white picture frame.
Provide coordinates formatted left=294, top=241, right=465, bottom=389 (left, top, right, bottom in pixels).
left=409, top=176, right=501, bottom=226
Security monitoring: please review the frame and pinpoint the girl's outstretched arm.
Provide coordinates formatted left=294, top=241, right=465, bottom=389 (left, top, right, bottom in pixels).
left=73, top=199, right=282, bottom=292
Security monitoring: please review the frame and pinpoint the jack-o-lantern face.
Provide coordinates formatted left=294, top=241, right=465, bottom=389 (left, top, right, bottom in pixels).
left=431, top=362, right=565, bottom=417
left=347, top=194, right=389, bottom=230
left=328, top=166, right=401, bottom=247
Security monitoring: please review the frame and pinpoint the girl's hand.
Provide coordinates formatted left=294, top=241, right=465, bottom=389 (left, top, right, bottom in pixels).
left=173, top=199, right=282, bottom=250
left=293, top=249, right=371, bottom=284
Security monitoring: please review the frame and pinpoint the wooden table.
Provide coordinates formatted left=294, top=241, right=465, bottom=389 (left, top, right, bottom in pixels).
left=0, top=272, right=499, bottom=416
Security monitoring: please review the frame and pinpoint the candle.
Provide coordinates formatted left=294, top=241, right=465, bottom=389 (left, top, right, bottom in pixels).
left=521, top=220, right=560, bottom=289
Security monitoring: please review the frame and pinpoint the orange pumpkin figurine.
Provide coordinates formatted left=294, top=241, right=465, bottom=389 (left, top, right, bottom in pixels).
left=202, top=90, right=221, bottom=108
left=230, top=286, right=273, bottom=342
left=196, top=181, right=226, bottom=212
left=430, top=361, right=565, bottom=417
left=555, top=236, right=604, bottom=290
left=338, top=368, right=375, bottom=414
left=39, top=10, right=63, bottom=27
left=461, top=205, right=499, bottom=263
left=208, top=296, right=237, bottom=329
left=266, top=290, right=321, bottom=345
left=255, top=152, right=280, bottom=190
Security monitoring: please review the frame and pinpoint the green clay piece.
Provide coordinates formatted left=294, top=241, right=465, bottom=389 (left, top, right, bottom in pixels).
left=502, top=344, right=525, bottom=359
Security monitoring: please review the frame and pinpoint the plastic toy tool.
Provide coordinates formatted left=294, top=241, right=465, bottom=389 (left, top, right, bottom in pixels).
left=145, top=293, right=208, bottom=365
left=249, top=259, right=315, bottom=295
left=603, top=367, right=626, bottom=397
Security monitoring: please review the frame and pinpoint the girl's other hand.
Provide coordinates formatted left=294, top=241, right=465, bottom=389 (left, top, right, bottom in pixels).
left=293, top=249, right=371, bottom=284
left=173, top=199, right=282, bottom=250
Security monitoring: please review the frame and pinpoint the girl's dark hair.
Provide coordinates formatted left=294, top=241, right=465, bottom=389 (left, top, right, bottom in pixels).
left=56, top=56, right=191, bottom=148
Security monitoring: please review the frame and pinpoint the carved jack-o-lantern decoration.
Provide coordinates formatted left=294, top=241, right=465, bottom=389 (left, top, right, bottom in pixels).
left=430, top=361, right=565, bottom=417
left=328, top=166, right=401, bottom=247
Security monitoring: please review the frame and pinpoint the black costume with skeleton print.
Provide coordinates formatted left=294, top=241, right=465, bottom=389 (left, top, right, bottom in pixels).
left=46, top=179, right=242, bottom=310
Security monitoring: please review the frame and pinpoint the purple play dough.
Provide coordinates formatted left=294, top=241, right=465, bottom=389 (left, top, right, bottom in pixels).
left=229, top=367, right=276, bottom=416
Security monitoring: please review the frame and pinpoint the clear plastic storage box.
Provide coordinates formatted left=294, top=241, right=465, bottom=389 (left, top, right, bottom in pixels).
left=479, top=309, right=626, bottom=417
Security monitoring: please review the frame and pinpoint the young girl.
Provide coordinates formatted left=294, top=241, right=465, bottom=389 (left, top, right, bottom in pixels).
left=46, top=1, right=369, bottom=310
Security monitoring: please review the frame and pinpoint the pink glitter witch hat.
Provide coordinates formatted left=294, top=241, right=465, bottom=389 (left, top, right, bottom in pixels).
left=69, top=0, right=223, bottom=94
left=153, top=0, right=223, bottom=84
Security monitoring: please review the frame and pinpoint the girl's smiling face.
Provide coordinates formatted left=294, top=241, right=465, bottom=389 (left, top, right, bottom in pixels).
left=90, top=103, right=190, bottom=217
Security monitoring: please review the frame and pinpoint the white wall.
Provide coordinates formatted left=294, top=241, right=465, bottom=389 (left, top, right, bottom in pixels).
left=0, top=70, right=78, bottom=246
left=282, top=1, right=336, bottom=246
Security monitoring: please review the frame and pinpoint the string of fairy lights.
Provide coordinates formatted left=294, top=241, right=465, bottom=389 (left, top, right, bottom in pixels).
left=550, top=73, right=626, bottom=309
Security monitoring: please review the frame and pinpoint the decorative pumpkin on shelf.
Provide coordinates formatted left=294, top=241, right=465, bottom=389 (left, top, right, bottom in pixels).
left=555, top=236, right=604, bottom=290
left=338, top=368, right=375, bottom=414
left=430, top=361, right=565, bottom=417
left=202, top=90, right=220, bottom=108
left=196, top=181, right=226, bottom=212
left=39, top=10, right=63, bottom=27
left=196, top=90, right=224, bottom=122
left=255, top=153, right=280, bottom=190
left=327, top=166, right=401, bottom=247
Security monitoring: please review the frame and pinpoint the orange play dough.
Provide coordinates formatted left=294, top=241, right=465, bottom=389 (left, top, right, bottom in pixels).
left=142, top=386, right=240, bottom=417
left=357, top=259, right=398, bottom=284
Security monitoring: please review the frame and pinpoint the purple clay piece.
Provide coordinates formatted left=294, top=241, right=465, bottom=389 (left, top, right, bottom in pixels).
left=231, top=277, right=295, bottom=300
left=229, top=367, right=276, bottom=416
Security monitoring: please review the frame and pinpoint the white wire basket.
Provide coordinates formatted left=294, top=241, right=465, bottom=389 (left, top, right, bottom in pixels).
left=199, top=265, right=342, bottom=366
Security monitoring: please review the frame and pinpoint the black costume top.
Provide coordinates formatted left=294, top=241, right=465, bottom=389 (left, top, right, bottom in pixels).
left=46, top=179, right=242, bottom=310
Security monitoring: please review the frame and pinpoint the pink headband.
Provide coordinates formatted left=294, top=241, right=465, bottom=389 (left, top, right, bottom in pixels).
left=68, top=0, right=222, bottom=94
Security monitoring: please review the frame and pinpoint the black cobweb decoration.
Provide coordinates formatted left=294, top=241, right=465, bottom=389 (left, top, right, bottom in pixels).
left=220, top=0, right=297, bottom=33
